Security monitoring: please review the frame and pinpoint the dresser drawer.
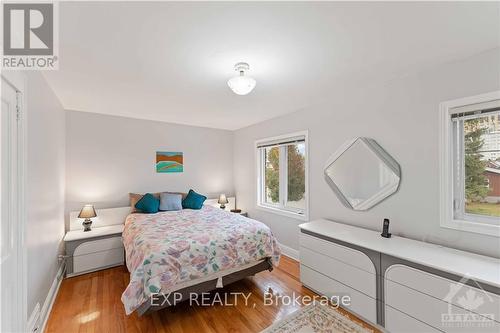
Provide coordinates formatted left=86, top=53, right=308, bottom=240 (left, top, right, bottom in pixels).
left=73, top=236, right=123, bottom=256
left=300, top=264, right=377, bottom=323
left=386, top=264, right=500, bottom=323
left=300, top=246, right=376, bottom=298
left=385, top=279, right=500, bottom=332
left=300, top=233, right=375, bottom=274
left=385, top=305, right=441, bottom=333
left=73, top=248, right=124, bottom=274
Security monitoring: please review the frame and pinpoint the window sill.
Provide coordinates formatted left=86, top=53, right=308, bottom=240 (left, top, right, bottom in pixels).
left=256, top=204, right=308, bottom=221
left=440, top=219, right=500, bottom=238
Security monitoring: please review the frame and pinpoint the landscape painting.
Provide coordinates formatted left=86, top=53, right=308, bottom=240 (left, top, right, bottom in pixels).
left=156, top=152, right=183, bottom=173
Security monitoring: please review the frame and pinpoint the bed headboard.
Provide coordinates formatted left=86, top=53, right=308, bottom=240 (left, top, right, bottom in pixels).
left=69, top=206, right=131, bottom=231
left=68, top=197, right=236, bottom=231
left=203, top=196, right=236, bottom=211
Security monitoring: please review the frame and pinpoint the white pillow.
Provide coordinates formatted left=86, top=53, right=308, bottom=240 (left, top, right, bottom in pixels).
left=159, top=192, right=183, bottom=211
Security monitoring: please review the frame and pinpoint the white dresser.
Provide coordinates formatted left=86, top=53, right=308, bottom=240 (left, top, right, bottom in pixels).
left=299, top=220, right=500, bottom=332
left=300, top=232, right=378, bottom=323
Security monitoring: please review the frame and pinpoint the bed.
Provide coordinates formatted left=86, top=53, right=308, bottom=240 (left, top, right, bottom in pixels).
left=121, top=205, right=281, bottom=315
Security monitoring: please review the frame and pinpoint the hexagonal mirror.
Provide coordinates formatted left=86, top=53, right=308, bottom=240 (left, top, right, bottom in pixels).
left=324, top=137, right=401, bottom=211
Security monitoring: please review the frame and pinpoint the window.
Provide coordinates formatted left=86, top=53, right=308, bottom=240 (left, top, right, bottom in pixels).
left=440, top=92, right=500, bottom=236
left=256, top=131, right=308, bottom=220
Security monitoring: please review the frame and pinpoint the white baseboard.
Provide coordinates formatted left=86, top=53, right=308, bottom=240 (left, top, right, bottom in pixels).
left=279, top=242, right=300, bottom=261
left=29, top=262, right=65, bottom=333
left=27, top=303, right=40, bottom=333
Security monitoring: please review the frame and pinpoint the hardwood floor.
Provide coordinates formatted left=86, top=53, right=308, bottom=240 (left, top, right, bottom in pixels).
left=46, top=256, right=379, bottom=333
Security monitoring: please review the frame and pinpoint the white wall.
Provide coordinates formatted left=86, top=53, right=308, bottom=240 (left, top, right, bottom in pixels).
left=65, top=111, right=234, bottom=225
left=26, top=72, right=66, bottom=316
left=233, top=48, right=500, bottom=258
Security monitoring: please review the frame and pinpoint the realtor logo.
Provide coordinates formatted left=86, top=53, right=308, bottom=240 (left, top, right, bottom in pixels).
left=3, top=3, right=53, bottom=55
left=441, top=276, right=496, bottom=329
left=2, top=2, right=58, bottom=69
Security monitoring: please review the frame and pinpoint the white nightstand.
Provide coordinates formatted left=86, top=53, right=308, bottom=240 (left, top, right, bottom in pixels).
left=64, top=225, right=125, bottom=277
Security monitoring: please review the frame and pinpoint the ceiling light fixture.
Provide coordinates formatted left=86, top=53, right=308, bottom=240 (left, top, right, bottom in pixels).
left=227, top=62, right=256, bottom=95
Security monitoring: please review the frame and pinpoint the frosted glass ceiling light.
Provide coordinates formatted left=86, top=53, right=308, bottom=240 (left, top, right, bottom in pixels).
left=227, top=62, right=256, bottom=95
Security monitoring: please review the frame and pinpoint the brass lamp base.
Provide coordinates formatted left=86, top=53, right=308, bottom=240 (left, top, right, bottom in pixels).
left=83, top=218, right=92, bottom=232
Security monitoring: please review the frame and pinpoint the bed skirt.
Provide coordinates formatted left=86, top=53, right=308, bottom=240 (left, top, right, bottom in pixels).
left=136, top=258, right=273, bottom=316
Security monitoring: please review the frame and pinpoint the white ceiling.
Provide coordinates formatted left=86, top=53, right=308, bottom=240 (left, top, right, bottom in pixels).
left=43, top=1, right=500, bottom=130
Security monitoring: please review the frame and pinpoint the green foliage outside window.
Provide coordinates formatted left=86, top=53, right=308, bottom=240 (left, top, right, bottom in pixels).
left=464, top=119, right=488, bottom=202
left=265, top=145, right=305, bottom=203
left=265, top=147, right=280, bottom=203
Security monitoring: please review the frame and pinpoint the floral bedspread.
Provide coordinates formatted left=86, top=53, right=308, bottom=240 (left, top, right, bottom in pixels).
left=121, top=205, right=281, bottom=314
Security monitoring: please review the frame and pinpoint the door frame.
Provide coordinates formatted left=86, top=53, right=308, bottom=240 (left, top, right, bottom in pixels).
left=1, top=71, right=27, bottom=332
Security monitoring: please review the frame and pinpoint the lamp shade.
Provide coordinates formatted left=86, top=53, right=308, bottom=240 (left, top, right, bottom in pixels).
left=227, top=62, right=256, bottom=95
left=218, top=194, right=229, bottom=204
left=227, top=75, right=256, bottom=95
left=78, top=205, right=97, bottom=219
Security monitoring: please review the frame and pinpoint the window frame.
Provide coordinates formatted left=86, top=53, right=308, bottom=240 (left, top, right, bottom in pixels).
left=255, top=131, right=309, bottom=221
left=439, top=91, right=500, bottom=237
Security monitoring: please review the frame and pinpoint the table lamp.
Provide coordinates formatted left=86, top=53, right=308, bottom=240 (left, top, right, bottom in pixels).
left=218, top=194, right=229, bottom=210
left=78, top=204, right=97, bottom=232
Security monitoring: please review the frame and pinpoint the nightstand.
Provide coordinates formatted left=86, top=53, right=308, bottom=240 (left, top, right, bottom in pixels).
left=233, top=211, right=248, bottom=217
left=64, top=225, right=125, bottom=277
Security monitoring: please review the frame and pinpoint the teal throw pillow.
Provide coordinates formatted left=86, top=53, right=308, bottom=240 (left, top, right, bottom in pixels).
left=135, top=193, right=160, bottom=213
left=182, top=189, right=207, bottom=210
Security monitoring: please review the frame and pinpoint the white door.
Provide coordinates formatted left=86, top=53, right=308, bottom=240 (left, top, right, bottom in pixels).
left=0, top=78, right=22, bottom=333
